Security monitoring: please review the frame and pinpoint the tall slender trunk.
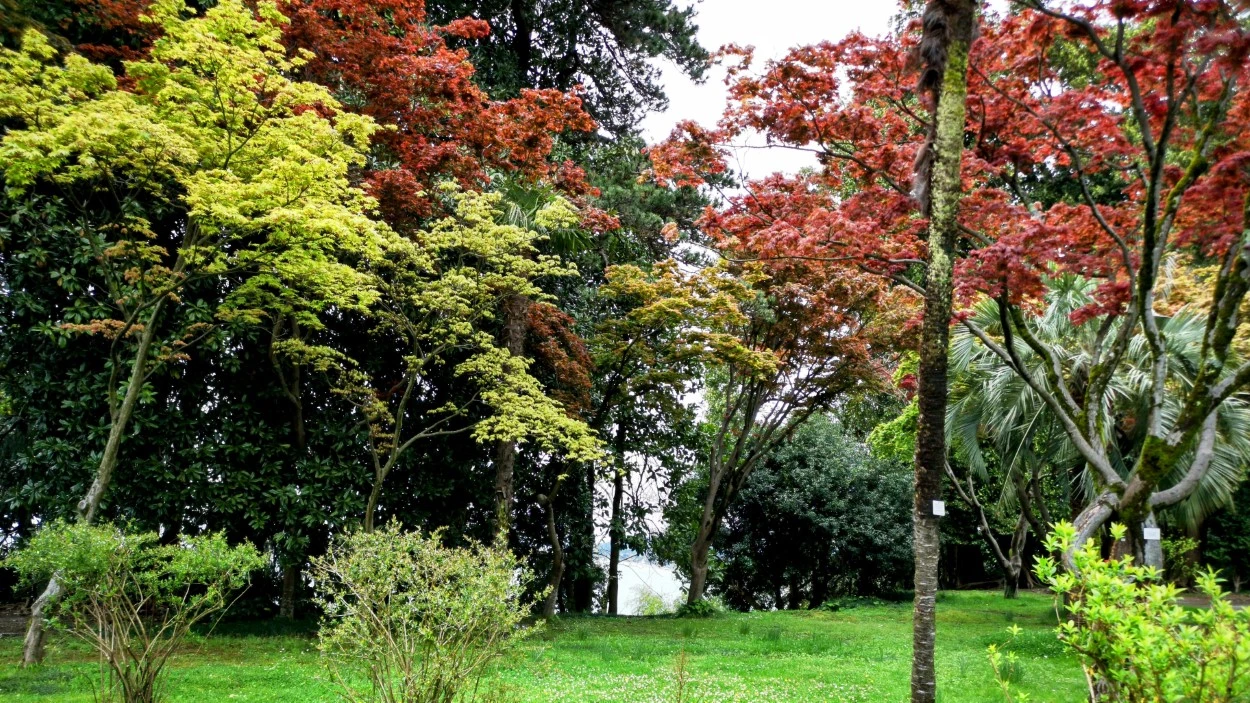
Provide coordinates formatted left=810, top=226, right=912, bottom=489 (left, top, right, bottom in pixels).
left=910, top=2, right=976, bottom=701
left=540, top=476, right=566, bottom=619
left=606, top=425, right=627, bottom=615
left=492, top=294, right=529, bottom=544
left=23, top=298, right=167, bottom=666
left=278, top=564, right=300, bottom=620
left=569, top=461, right=595, bottom=613
left=687, top=483, right=720, bottom=604
left=272, top=314, right=306, bottom=620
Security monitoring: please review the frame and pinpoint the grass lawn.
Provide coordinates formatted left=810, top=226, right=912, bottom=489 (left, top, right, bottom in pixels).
left=0, top=591, right=1086, bottom=702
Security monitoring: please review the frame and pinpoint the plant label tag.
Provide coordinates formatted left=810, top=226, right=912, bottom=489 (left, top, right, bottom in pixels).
left=1143, top=527, right=1162, bottom=541
left=932, top=500, right=946, bottom=517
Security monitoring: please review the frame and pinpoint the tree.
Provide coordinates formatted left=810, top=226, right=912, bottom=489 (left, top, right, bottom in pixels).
left=647, top=0, right=1250, bottom=597
left=331, top=188, right=601, bottom=533
left=681, top=248, right=899, bottom=605
left=588, top=259, right=769, bottom=613
left=1, top=0, right=618, bottom=629
left=1, top=0, right=392, bottom=663
left=426, top=0, right=708, bottom=136
left=905, top=3, right=977, bottom=698
left=282, top=0, right=596, bottom=226
left=716, top=414, right=912, bottom=610
left=949, top=276, right=1250, bottom=541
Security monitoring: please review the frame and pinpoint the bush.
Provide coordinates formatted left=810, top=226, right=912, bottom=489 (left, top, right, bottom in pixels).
left=819, top=595, right=886, bottom=612
left=633, top=588, right=675, bottom=616
left=675, top=597, right=721, bottom=618
left=714, top=416, right=912, bottom=610
left=4, top=521, right=263, bottom=703
left=1035, top=522, right=1250, bottom=702
left=312, top=521, right=539, bottom=703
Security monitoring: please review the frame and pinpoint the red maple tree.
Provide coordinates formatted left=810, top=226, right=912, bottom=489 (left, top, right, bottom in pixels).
left=282, top=0, right=597, bottom=225
left=651, top=0, right=1250, bottom=556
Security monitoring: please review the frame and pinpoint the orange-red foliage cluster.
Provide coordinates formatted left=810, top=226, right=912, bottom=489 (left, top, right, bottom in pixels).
left=650, top=1, right=1250, bottom=326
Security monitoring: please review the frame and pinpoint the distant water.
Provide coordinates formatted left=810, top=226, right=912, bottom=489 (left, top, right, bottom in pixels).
left=597, top=548, right=684, bottom=614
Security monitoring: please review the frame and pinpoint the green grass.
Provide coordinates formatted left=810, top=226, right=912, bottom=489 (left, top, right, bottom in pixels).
left=0, top=591, right=1086, bottom=702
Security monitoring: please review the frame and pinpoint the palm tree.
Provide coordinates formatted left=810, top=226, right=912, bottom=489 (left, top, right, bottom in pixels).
left=947, top=274, right=1250, bottom=571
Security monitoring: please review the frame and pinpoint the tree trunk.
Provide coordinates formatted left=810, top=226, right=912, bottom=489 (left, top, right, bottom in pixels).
left=569, top=461, right=596, bottom=613
left=509, top=0, right=534, bottom=87
left=272, top=314, right=306, bottom=621
left=910, top=2, right=976, bottom=701
left=607, top=467, right=625, bottom=615
left=607, top=425, right=627, bottom=615
left=1143, top=512, right=1164, bottom=571
left=787, top=573, right=803, bottom=610
left=278, top=563, right=300, bottom=620
left=363, top=475, right=383, bottom=533
left=1003, top=567, right=1020, bottom=599
left=492, top=294, right=529, bottom=543
left=540, top=479, right=565, bottom=619
left=687, top=495, right=719, bottom=605
left=23, top=298, right=166, bottom=666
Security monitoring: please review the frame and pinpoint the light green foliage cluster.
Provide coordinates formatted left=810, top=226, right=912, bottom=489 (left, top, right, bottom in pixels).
left=632, top=589, right=676, bottom=616
left=312, top=521, right=540, bottom=703
left=595, top=259, right=779, bottom=380
left=336, top=186, right=600, bottom=467
left=3, top=522, right=263, bottom=703
left=987, top=626, right=1030, bottom=703
left=1035, top=522, right=1250, bottom=702
left=867, top=401, right=917, bottom=464
left=0, top=0, right=390, bottom=335
left=1162, top=536, right=1201, bottom=586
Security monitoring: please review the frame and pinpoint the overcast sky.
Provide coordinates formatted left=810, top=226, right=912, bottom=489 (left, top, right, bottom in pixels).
left=638, top=1, right=898, bottom=179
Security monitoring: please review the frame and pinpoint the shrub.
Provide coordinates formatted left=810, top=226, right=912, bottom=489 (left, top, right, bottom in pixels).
left=1034, top=522, right=1250, bottom=702
left=1161, top=536, right=1200, bottom=585
left=675, top=597, right=720, bottom=618
left=987, top=626, right=1030, bottom=703
left=4, top=521, right=263, bottom=703
left=312, top=521, right=539, bottom=703
left=633, top=588, right=674, bottom=616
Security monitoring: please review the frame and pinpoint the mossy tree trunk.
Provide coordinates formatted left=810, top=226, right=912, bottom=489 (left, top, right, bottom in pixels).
left=910, top=2, right=977, bottom=701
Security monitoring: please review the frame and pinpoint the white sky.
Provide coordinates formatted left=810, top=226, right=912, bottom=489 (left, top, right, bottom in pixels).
left=639, top=1, right=898, bottom=179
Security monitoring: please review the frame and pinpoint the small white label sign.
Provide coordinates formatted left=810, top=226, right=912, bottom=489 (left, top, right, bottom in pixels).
left=1143, top=527, right=1162, bottom=541
left=932, top=500, right=946, bottom=517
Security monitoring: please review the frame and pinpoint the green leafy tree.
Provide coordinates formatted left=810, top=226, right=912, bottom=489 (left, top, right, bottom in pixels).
left=716, top=415, right=912, bottom=610
left=587, top=258, right=770, bottom=613
left=331, top=187, right=601, bottom=532
left=1, top=0, right=393, bottom=663
left=427, top=0, right=707, bottom=135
